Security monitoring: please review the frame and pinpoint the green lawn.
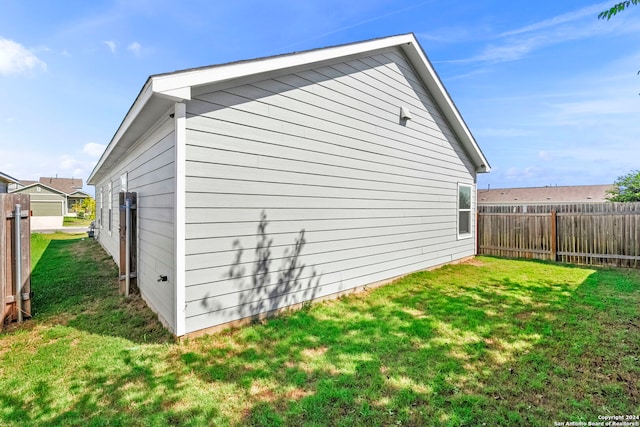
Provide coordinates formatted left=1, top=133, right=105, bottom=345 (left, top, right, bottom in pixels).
left=1, top=234, right=638, bottom=426
left=62, top=216, right=93, bottom=227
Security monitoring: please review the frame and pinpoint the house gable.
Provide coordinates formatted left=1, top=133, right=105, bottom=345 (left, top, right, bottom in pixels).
left=88, top=33, right=489, bottom=185
left=10, top=182, right=66, bottom=196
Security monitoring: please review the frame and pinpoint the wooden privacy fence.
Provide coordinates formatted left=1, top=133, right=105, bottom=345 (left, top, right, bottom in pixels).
left=477, top=203, right=640, bottom=268
left=1, top=193, right=31, bottom=327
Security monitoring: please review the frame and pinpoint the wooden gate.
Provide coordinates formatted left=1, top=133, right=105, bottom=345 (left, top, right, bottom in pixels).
left=1, top=193, right=31, bottom=326
left=118, top=192, right=137, bottom=295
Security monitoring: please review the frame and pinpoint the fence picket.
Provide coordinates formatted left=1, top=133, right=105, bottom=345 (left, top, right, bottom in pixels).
left=477, top=202, right=640, bottom=267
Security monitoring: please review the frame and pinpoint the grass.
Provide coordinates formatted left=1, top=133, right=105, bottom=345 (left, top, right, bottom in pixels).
left=62, top=216, right=93, bottom=227
left=1, top=234, right=639, bottom=426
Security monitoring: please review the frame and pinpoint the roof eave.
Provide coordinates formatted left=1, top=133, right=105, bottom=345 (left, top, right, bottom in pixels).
left=88, top=80, right=193, bottom=186
left=151, top=34, right=418, bottom=94
left=399, top=38, right=491, bottom=173
left=89, top=33, right=491, bottom=184
left=0, top=172, right=19, bottom=183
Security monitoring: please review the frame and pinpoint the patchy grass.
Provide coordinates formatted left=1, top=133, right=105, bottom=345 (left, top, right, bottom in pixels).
left=62, top=216, right=93, bottom=227
left=1, top=236, right=639, bottom=426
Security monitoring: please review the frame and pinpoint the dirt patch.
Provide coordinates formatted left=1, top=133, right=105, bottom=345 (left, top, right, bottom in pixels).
left=461, top=258, right=485, bottom=267
left=301, top=346, right=328, bottom=359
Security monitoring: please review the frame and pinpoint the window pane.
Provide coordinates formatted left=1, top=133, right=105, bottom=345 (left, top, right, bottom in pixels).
left=459, top=185, right=471, bottom=209
left=459, top=211, right=470, bottom=234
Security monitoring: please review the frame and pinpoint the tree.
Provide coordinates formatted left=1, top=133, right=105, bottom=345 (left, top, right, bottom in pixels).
left=598, top=0, right=639, bottom=20
left=599, top=2, right=640, bottom=94
left=72, top=197, right=96, bottom=220
left=81, top=197, right=96, bottom=220
left=606, top=170, right=640, bottom=202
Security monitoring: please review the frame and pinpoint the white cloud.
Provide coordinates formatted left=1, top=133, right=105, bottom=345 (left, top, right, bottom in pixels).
left=505, top=166, right=543, bottom=182
left=0, top=148, right=99, bottom=192
left=104, top=40, right=116, bottom=53
left=127, top=41, right=141, bottom=56
left=538, top=151, right=552, bottom=161
left=0, top=37, right=47, bottom=75
left=417, top=26, right=479, bottom=44
left=450, top=2, right=640, bottom=64
left=83, top=142, right=106, bottom=157
left=476, top=128, right=532, bottom=138
left=498, top=2, right=610, bottom=37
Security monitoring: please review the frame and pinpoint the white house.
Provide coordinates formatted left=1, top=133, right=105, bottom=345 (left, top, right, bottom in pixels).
left=0, top=171, right=18, bottom=193
left=88, top=33, right=491, bottom=338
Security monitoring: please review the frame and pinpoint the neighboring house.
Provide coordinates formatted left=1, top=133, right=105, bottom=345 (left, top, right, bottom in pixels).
left=10, top=183, right=67, bottom=230
left=38, top=177, right=88, bottom=212
left=0, top=171, right=19, bottom=193
left=88, top=33, right=491, bottom=338
left=9, top=177, right=93, bottom=230
left=478, top=184, right=613, bottom=206
left=67, top=190, right=93, bottom=212
left=8, top=180, right=36, bottom=192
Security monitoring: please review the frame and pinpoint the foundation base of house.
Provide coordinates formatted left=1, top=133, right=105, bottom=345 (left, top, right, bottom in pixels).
left=179, top=255, right=476, bottom=341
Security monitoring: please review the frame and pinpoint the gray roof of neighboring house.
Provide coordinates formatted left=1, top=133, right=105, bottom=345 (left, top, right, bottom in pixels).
left=477, top=184, right=614, bottom=204
left=39, top=177, right=84, bottom=195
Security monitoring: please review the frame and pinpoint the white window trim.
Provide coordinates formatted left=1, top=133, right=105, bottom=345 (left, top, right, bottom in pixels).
left=100, top=187, right=104, bottom=229
left=457, top=182, right=473, bottom=240
left=108, top=181, right=113, bottom=237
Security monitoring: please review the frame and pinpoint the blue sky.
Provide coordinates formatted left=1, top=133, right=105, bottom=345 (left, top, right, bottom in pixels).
left=1, top=0, right=639, bottom=193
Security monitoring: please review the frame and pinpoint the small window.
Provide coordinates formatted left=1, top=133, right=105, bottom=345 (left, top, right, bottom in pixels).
left=108, top=182, right=112, bottom=235
left=458, top=183, right=472, bottom=238
left=100, top=188, right=104, bottom=228
left=121, top=172, right=128, bottom=193
left=36, top=186, right=41, bottom=192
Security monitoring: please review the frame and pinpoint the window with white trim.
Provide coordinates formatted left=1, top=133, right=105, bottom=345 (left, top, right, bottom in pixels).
left=108, top=181, right=112, bottom=235
left=458, top=183, right=472, bottom=238
left=100, top=187, right=104, bottom=228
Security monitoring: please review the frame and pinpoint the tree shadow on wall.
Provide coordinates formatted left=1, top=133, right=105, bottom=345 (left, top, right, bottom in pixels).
left=203, top=211, right=322, bottom=322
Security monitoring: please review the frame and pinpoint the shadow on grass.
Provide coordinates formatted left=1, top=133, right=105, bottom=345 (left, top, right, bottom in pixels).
left=30, top=235, right=173, bottom=344
left=175, top=258, right=640, bottom=426
left=9, top=240, right=640, bottom=425
left=0, top=345, right=226, bottom=426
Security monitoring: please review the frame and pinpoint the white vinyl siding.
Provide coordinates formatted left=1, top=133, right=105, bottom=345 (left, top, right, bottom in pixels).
left=182, top=47, right=477, bottom=334
left=93, top=115, right=178, bottom=333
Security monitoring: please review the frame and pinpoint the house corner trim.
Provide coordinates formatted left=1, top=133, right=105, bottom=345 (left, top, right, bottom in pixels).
left=174, top=102, right=187, bottom=337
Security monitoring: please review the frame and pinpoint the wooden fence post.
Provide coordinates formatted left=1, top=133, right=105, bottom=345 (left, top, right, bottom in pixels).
left=550, top=209, right=557, bottom=262
left=2, top=193, right=31, bottom=326
left=475, top=210, right=480, bottom=255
